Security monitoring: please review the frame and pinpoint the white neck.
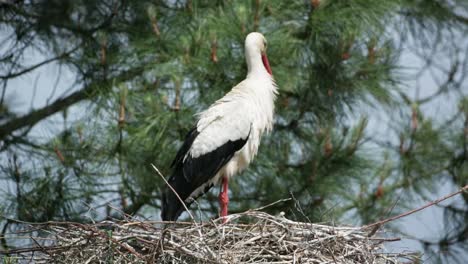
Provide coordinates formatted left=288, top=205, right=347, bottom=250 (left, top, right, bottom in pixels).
left=245, top=46, right=267, bottom=77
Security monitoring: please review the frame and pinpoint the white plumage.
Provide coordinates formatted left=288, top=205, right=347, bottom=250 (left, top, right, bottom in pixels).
left=189, top=70, right=277, bottom=198
left=161, top=32, right=277, bottom=221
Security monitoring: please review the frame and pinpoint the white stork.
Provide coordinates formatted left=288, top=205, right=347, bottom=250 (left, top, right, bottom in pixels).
left=161, top=32, right=277, bottom=222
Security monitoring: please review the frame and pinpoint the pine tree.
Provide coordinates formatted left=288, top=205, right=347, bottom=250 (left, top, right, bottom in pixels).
left=0, top=1, right=467, bottom=262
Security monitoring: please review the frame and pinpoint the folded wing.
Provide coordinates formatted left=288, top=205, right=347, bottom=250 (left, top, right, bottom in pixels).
left=161, top=101, right=252, bottom=221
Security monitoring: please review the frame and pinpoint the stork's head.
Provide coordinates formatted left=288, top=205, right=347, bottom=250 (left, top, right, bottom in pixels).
left=245, top=32, right=272, bottom=75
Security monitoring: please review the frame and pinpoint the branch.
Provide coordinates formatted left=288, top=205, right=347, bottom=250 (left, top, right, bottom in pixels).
left=0, top=66, right=145, bottom=140
left=363, top=185, right=468, bottom=230
left=0, top=87, right=91, bottom=140
left=453, top=13, right=468, bottom=25
left=0, top=47, right=78, bottom=80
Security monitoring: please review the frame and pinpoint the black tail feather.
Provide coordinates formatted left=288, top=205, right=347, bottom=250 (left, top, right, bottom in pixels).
left=161, top=191, right=183, bottom=221
left=161, top=168, right=214, bottom=221
left=161, top=170, right=187, bottom=221
left=161, top=125, right=250, bottom=221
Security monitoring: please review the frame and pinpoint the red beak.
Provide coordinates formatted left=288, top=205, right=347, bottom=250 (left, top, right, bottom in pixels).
left=261, top=53, right=272, bottom=75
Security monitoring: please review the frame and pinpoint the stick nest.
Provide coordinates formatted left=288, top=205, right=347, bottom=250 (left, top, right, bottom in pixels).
left=1, top=210, right=417, bottom=263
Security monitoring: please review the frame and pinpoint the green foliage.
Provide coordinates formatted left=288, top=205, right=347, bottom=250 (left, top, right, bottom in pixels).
left=2, top=256, right=19, bottom=264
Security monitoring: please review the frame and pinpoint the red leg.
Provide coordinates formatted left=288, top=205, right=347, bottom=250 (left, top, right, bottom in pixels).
left=218, top=176, right=229, bottom=223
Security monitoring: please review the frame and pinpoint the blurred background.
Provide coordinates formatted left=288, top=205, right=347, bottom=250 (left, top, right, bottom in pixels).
left=0, top=1, right=467, bottom=263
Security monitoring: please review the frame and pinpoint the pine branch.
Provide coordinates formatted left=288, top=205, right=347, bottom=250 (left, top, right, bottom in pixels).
left=0, top=66, right=144, bottom=140
left=0, top=87, right=91, bottom=140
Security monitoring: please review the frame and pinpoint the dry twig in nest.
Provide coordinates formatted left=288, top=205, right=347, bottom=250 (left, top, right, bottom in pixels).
left=0, top=209, right=417, bottom=263
left=2, top=183, right=465, bottom=263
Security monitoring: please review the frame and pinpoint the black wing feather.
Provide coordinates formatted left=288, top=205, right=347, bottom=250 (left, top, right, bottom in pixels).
left=161, top=127, right=250, bottom=221
left=170, top=127, right=198, bottom=168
